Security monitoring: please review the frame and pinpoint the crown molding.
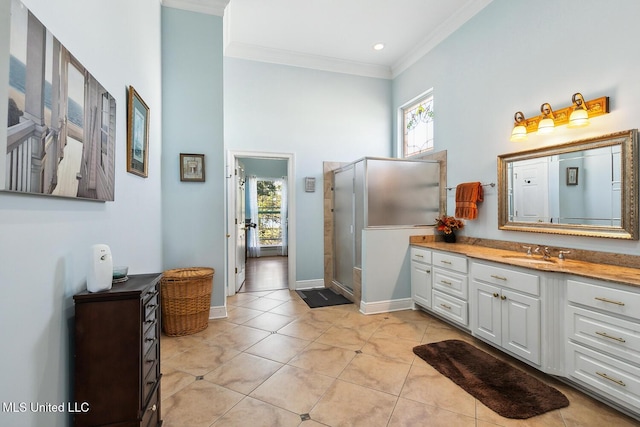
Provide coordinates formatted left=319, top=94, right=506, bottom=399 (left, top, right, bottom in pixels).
left=161, top=0, right=229, bottom=16
left=391, top=0, right=493, bottom=78
left=224, top=42, right=393, bottom=79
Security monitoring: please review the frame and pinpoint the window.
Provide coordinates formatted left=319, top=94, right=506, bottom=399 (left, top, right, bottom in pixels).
left=257, top=179, right=282, bottom=246
left=401, top=91, right=434, bottom=157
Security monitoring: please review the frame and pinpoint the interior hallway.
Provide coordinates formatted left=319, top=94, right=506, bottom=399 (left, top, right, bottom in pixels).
left=239, top=256, right=288, bottom=293
left=159, top=291, right=637, bottom=426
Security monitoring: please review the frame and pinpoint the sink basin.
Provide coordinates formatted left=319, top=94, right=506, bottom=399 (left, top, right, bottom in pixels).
left=501, top=255, right=556, bottom=264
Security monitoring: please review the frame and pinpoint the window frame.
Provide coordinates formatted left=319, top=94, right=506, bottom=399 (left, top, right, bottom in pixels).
left=398, top=88, right=434, bottom=158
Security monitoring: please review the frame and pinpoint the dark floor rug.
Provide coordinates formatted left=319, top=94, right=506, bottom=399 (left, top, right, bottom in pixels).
left=296, top=288, right=352, bottom=308
left=413, top=339, right=569, bottom=419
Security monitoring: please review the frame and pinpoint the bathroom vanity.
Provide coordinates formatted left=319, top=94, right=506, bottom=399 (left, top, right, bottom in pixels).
left=410, top=240, right=640, bottom=420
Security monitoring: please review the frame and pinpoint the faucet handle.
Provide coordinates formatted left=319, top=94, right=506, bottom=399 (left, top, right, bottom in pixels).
left=522, top=245, right=532, bottom=256
left=558, top=250, right=571, bottom=260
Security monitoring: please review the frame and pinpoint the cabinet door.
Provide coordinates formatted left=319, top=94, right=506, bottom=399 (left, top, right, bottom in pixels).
left=411, top=261, right=432, bottom=309
left=502, top=289, right=541, bottom=365
left=472, top=280, right=501, bottom=347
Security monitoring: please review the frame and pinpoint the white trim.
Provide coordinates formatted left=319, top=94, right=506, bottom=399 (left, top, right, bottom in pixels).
left=359, top=298, right=414, bottom=315
left=391, top=0, right=494, bottom=78
left=225, top=150, right=296, bottom=299
left=161, top=0, right=229, bottom=16
left=295, top=279, right=325, bottom=291
left=221, top=0, right=492, bottom=79
left=209, top=305, right=227, bottom=319
left=224, top=41, right=392, bottom=80
left=397, top=88, right=435, bottom=158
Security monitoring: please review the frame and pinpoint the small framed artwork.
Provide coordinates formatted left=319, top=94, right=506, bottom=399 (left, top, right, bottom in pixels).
left=566, top=167, right=579, bottom=185
left=180, top=153, right=205, bottom=182
left=126, top=86, right=150, bottom=177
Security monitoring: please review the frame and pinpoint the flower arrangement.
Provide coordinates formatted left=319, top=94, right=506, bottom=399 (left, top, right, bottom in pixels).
left=435, top=215, right=464, bottom=235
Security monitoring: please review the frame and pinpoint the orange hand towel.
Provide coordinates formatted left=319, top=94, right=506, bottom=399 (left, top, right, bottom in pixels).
left=455, top=182, right=484, bottom=220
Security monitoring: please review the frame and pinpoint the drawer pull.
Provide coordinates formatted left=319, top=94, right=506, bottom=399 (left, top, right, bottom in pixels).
left=596, top=371, right=626, bottom=387
left=440, top=280, right=452, bottom=286
left=145, top=337, right=156, bottom=343
left=440, top=260, right=452, bottom=264
left=439, top=303, right=452, bottom=310
left=595, top=331, right=626, bottom=343
left=493, top=293, right=499, bottom=298
left=148, top=404, right=157, bottom=412
left=146, top=358, right=155, bottom=364
left=594, top=297, right=625, bottom=306
left=491, top=274, right=507, bottom=281
left=147, top=304, right=157, bottom=310
left=415, top=254, right=424, bottom=258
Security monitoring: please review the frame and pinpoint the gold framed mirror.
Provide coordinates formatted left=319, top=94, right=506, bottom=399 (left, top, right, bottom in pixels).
left=497, top=129, right=638, bottom=239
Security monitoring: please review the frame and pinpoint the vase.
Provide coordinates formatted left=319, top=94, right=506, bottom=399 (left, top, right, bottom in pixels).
left=443, top=232, right=456, bottom=243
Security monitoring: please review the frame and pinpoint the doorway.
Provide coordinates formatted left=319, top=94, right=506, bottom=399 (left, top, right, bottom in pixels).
left=226, top=151, right=295, bottom=297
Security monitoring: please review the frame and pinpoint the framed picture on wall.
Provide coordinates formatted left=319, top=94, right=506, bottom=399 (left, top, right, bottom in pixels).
left=566, top=167, right=579, bottom=185
left=126, top=86, right=150, bottom=177
left=180, top=153, right=205, bottom=182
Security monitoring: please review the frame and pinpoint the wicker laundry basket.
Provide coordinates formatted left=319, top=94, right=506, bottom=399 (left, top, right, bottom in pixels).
left=160, top=267, right=214, bottom=336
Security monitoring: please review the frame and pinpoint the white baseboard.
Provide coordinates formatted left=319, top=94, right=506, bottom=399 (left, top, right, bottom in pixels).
left=295, top=279, right=325, bottom=290
left=209, top=305, right=227, bottom=319
left=359, top=298, right=414, bottom=315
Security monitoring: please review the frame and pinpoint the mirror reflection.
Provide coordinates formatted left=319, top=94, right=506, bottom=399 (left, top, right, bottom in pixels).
left=498, top=129, right=638, bottom=239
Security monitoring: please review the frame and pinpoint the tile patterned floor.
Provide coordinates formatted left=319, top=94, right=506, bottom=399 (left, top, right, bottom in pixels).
left=160, top=289, right=639, bottom=427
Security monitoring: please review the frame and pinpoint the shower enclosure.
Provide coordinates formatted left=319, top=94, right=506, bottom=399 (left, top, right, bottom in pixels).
left=333, top=157, right=440, bottom=292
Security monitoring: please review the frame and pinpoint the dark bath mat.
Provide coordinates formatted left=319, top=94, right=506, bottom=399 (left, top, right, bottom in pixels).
left=413, top=339, right=569, bottom=419
left=296, top=288, right=352, bottom=308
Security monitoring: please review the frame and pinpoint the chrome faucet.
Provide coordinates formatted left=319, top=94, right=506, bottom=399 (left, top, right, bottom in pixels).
left=522, top=245, right=532, bottom=256
left=558, top=250, right=571, bottom=260
left=534, top=245, right=551, bottom=260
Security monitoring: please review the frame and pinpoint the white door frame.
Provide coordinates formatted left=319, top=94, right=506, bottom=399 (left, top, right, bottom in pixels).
left=225, top=150, right=296, bottom=297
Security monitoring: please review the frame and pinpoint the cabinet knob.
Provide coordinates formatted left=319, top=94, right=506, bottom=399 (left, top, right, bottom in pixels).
left=149, top=404, right=157, bottom=412
left=500, top=295, right=507, bottom=300
left=493, top=293, right=499, bottom=298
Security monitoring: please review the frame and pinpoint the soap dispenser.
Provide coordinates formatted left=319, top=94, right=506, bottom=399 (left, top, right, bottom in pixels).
left=87, top=244, right=113, bottom=292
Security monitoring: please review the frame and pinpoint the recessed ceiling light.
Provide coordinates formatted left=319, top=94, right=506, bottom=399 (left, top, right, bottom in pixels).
left=373, top=43, right=385, bottom=51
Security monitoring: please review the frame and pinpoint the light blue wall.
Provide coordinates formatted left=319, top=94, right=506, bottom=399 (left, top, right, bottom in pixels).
left=161, top=8, right=225, bottom=305
left=0, top=0, right=163, bottom=426
left=241, top=157, right=288, bottom=179
left=224, top=58, right=392, bottom=281
left=393, top=0, right=640, bottom=255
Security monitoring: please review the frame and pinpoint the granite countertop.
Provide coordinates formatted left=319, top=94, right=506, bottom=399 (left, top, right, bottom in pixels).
left=411, top=241, right=640, bottom=288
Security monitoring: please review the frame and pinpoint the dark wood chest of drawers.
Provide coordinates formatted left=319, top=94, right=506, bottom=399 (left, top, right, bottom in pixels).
left=73, top=273, right=162, bottom=427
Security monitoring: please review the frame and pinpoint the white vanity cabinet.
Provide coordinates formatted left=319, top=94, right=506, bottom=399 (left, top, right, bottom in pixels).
left=565, top=276, right=640, bottom=414
left=471, top=261, right=541, bottom=365
left=410, top=247, right=432, bottom=309
left=431, top=251, right=469, bottom=328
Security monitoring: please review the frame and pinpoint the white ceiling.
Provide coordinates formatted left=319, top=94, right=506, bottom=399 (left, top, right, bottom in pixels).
left=162, top=0, right=493, bottom=79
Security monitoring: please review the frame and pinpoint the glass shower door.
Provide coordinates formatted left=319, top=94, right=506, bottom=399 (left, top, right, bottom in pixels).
left=333, top=166, right=355, bottom=291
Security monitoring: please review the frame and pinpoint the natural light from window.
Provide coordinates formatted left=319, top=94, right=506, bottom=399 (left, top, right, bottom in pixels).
left=402, top=92, right=434, bottom=158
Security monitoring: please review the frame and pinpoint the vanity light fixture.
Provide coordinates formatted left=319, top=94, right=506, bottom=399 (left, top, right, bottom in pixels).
left=568, top=92, right=590, bottom=128
left=537, top=103, right=555, bottom=134
left=509, top=92, right=609, bottom=141
left=510, top=112, right=528, bottom=142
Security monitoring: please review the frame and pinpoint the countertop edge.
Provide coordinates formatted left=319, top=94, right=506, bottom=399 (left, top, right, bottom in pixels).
left=411, top=242, right=640, bottom=288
